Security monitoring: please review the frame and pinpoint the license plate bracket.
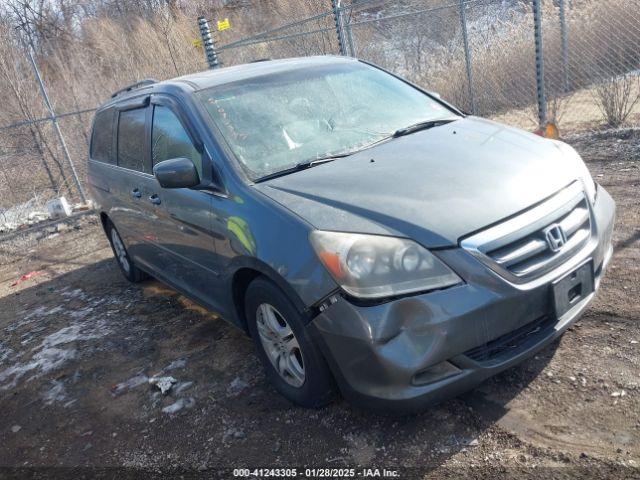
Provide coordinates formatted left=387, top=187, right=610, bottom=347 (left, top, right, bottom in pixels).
left=552, top=260, right=595, bottom=318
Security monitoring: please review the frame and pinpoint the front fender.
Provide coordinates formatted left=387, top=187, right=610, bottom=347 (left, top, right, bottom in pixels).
left=225, top=256, right=309, bottom=314
left=216, top=182, right=339, bottom=328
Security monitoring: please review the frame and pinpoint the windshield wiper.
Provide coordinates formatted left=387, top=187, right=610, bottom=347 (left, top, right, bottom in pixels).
left=253, top=156, right=344, bottom=183
left=307, top=151, right=355, bottom=165
left=254, top=150, right=365, bottom=183
left=392, top=118, right=457, bottom=138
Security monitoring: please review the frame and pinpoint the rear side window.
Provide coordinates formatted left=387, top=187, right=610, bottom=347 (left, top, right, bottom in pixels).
left=117, top=108, right=148, bottom=172
left=90, top=109, right=114, bottom=163
left=151, top=105, right=202, bottom=177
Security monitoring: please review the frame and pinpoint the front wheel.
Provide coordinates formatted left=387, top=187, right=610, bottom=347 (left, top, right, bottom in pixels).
left=245, top=277, right=337, bottom=408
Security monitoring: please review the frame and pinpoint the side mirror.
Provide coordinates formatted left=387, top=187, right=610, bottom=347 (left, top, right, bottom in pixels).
left=153, top=157, right=200, bottom=189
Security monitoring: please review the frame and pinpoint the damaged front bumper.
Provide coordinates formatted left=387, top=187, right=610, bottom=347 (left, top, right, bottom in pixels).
left=308, top=186, right=616, bottom=413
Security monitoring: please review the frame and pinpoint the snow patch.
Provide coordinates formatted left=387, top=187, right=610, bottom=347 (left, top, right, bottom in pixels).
left=0, top=289, right=113, bottom=390
left=61, top=288, right=87, bottom=300
left=42, top=379, right=68, bottom=405
left=227, top=376, right=250, bottom=396
left=0, top=347, right=76, bottom=390
left=111, top=373, right=149, bottom=396
left=174, top=381, right=194, bottom=394
left=162, top=397, right=195, bottom=414
left=164, top=358, right=187, bottom=371
left=0, top=342, right=13, bottom=364
left=0, top=197, right=48, bottom=233
left=39, top=318, right=110, bottom=349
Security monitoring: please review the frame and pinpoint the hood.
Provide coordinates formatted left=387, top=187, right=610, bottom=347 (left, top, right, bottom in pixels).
left=254, top=117, right=582, bottom=248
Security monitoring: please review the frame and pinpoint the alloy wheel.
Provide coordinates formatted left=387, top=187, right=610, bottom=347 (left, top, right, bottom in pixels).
left=256, top=303, right=305, bottom=387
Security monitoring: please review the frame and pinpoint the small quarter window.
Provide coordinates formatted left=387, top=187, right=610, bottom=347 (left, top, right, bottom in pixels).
left=117, top=108, right=148, bottom=172
left=90, top=109, right=114, bottom=163
left=152, top=105, right=202, bottom=177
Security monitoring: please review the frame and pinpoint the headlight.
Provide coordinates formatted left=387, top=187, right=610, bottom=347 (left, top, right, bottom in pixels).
left=310, top=231, right=461, bottom=299
left=553, top=141, right=597, bottom=204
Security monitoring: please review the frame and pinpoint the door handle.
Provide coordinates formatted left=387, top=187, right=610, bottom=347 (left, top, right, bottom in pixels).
left=131, top=188, right=141, bottom=199
left=148, top=194, right=161, bottom=205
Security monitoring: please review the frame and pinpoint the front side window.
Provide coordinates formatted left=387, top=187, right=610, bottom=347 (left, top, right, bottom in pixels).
left=91, top=109, right=114, bottom=163
left=197, top=62, right=456, bottom=180
left=117, top=108, right=148, bottom=172
left=151, top=105, right=202, bottom=177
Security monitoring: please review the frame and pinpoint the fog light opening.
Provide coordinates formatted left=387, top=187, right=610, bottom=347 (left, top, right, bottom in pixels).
left=412, top=361, right=461, bottom=386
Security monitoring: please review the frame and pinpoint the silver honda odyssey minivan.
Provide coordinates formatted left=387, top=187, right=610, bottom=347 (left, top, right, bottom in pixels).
left=88, top=56, right=615, bottom=412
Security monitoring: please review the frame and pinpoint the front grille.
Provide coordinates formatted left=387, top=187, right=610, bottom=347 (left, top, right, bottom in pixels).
left=461, top=182, right=592, bottom=280
left=486, top=197, right=590, bottom=276
left=464, top=315, right=555, bottom=363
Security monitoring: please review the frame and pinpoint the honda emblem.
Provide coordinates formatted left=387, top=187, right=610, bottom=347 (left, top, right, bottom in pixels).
left=544, top=224, right=567, bottom=252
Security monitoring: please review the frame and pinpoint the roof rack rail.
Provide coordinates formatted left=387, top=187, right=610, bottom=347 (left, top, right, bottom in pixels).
left=250, top=58, right=271, bottom=63
left=111, top=79, right=158, bottom=98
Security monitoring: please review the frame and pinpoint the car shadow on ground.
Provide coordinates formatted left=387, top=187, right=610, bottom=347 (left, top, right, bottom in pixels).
left=0, top=256, right=557, bottom=470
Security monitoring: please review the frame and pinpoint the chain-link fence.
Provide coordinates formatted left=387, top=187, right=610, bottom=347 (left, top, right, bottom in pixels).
left=538, top=0, right=640, bottom=131
left=2, top=0, right=639, bottom=232
left=202, top=0, right=640, bottom=131
left=345, top=0, right=542, bottom=117
left=0, top=109, right=93, bottom=231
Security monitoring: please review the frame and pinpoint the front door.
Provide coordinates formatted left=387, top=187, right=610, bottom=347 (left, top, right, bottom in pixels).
left=144, top=96, right=225, bottom=312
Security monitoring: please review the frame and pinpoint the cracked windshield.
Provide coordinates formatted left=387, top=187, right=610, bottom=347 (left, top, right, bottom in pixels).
left=198, top=63, right=455, bottom=180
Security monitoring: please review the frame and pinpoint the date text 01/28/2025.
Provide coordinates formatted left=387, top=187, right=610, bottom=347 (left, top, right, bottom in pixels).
left=233, top=468, right=400, bottom=478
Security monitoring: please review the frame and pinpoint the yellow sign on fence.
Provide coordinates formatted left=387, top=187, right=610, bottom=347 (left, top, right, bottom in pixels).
left=191, top=38, right=203, bottom=48
left=217, top=18, right=230, bottom=31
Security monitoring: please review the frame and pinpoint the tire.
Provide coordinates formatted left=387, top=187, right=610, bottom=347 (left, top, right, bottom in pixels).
left=105, top=220, right=147, bottom=283
left=245, top=277, right=337, bottom=408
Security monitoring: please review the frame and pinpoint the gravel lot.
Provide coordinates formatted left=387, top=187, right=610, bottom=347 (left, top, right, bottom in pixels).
left=0, top=129, right=639, bottom=478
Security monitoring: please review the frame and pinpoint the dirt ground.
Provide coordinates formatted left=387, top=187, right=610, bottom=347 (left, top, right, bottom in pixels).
left=0, top=128, right=638, bottom=479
